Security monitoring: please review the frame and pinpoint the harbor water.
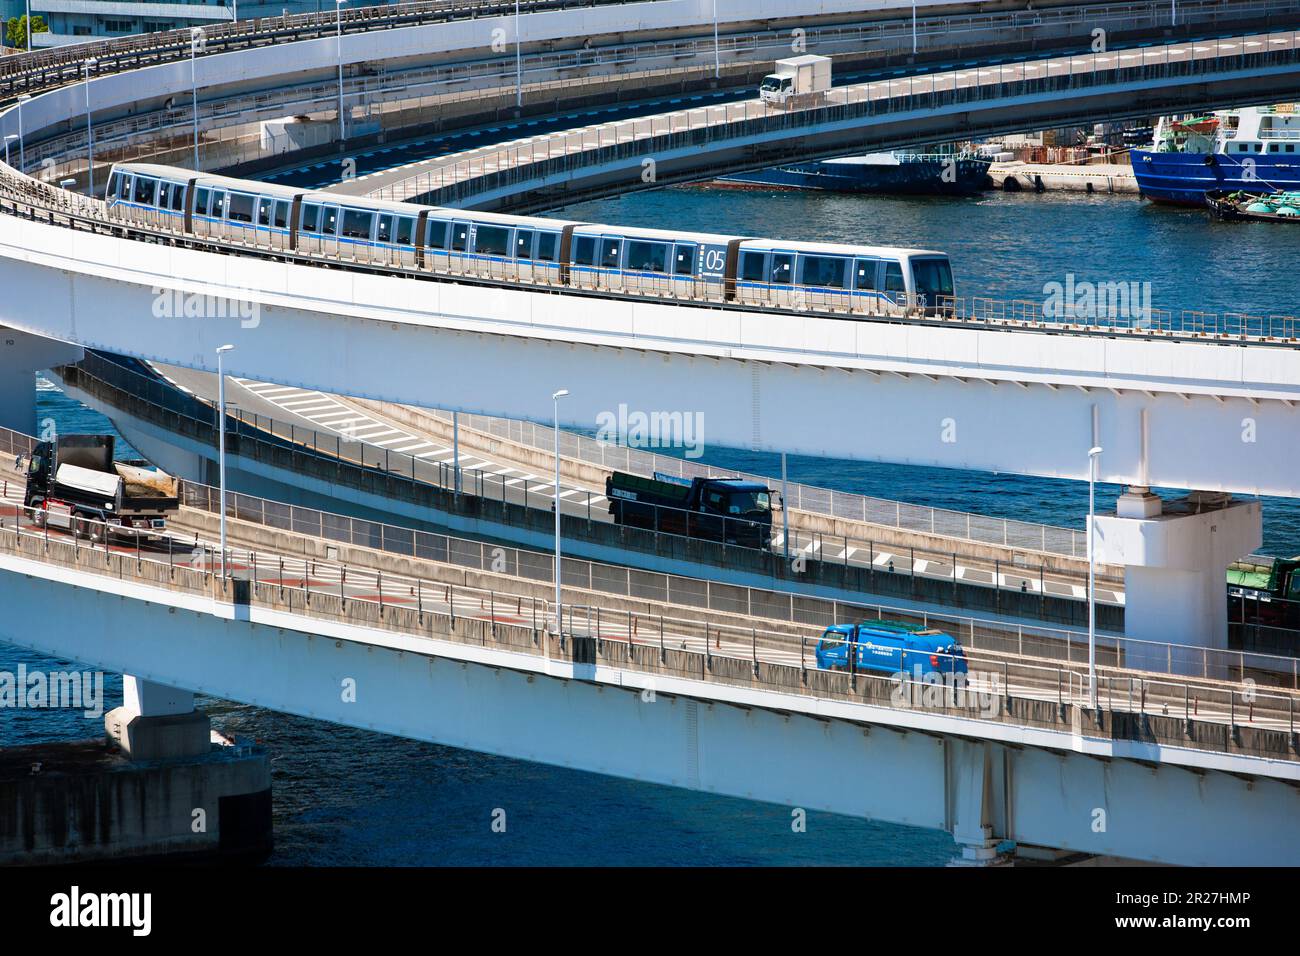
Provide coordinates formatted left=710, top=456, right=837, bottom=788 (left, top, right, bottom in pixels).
left=6, top=187, right=1299, bottom=864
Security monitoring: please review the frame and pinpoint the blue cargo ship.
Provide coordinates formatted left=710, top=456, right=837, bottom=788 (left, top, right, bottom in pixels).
left=1132, top=106, right=1300, bottom=204
left=720, top=152, right=988, bottom=196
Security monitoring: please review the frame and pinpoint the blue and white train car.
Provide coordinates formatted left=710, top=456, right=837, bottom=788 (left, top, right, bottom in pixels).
left=104, top=162, right=956, bottom=317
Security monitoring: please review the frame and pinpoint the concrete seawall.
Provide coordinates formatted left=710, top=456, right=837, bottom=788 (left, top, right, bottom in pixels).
left=0, top=738, right=271, bottom=865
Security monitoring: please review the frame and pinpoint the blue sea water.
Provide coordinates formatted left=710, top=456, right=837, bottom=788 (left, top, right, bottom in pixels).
left=6, top=187, right=1299, bottom=864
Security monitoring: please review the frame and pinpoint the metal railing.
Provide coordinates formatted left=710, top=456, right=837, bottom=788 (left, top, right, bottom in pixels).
left=18, top=0, right=1292, bottom=184
left=423, top=408, right=1091, bottom=557
left=10, top=413, right=1291, bottom=693
left=59, top=354, right=1128, bottom=604
left=2, top=494, right=1296, bottom=764
left=375, top=31, right=1300, bottom=203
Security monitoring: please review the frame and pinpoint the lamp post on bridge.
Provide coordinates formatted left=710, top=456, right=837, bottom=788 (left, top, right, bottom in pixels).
left=551, top=388, right=569, bottom=643
left=711, top=0, right=719, bottom=78
left=1088, top=444, right=1103, bottom=710
left=217, top=345, right=235, bottom=580
left=82, top=58, right=97, bottom=197
left=17, top=93, right=30, bottom=172
left=190, top=28, right=204, bottom=170
left=514, top=0, right=522, bottom=110
left=336, top=0, right=347, bottom=142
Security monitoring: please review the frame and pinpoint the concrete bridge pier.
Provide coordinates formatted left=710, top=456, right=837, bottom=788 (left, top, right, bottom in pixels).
left=0, top=327, right=82, bottom=435
left=946, top=738, right=1013, bottom=866
left=105, top=676, right=211, bottom=760
left=1094, top=489, right=1261, bottom=675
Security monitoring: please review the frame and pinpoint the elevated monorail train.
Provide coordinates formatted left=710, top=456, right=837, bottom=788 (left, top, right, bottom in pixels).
left=104, top=163, right=955, bottom=316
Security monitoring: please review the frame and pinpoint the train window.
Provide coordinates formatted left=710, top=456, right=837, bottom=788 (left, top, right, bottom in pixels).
left=395, top=217, right=414, bottom=245
left=157, top=182, right=172, bottom=209
left=451, top=222, right=469, bottom=252
left=301, top=204, right=319, bottom=233
left=911, top=258, right=954, bottom=300
left=211, top=191, right=226, bottom=218
left=273, top=201, right=288, bottom=229
left=133, top=176, right=157, bottom=205
left=854, top=259, right=878, bottom=290
left=321, top=208, right=338, bottom=236
left=171, top=184, right=186, bottom=212
left=474, top=225, right=511, bottom=257
left=883, top=262, right=906, bottom=292
left=341, top=209, right=374, bottom=239
left=739, top=251, right=767, bottom=282
left=673, top=244, right=696, bottom=275
left=625, top=240, right=668, bottom=272
left=115, top=174, right=131, bottom=200
left=427, top=220, right=448, bottom=249
left=107, top=171, right=122, bottom=199
left=195, top=188, right=209, bottom=215
left=536, top=232, right=558, bottom=261
left=770, top=253, right=793, bottom=285
left=227, top=193, right=255, bottom=223
left=572, top=235, right=596, bottom=265
left=257, top=199, right=272, bottom=227
left=514, top=229, right=534, bottom=259
left=600, top=239, right=621, bottom=269
left=376, top=214, right=392, bottom=243
left=800, top=255, right=847, bottom=289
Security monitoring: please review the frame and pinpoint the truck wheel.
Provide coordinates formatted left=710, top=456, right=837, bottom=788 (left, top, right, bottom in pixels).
left=32, top=508, right=46, bottom=528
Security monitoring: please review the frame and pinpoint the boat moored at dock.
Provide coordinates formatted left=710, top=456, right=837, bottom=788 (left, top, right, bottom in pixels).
left=1133, top=106, right=1300, bottom=204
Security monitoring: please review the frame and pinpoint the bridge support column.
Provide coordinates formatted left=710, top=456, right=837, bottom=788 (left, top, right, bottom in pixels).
left=104, top=676, right=211, bottom=761
left=946, top=738, right=1012, bottom=866
left=0, top=327, right=82, bottom=435
left=1094, top=489, right=1261, bottom=674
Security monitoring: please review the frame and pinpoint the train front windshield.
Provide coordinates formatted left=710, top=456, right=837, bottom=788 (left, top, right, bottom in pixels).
left=911, top=258, right=954, bottom=307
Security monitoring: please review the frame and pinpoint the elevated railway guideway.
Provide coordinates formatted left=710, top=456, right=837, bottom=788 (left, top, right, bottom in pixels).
left=368, top=30, right=1300, bottom=210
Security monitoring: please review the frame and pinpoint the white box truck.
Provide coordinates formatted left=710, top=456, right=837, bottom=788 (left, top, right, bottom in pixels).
left=760, top=55, right=832, bottom=107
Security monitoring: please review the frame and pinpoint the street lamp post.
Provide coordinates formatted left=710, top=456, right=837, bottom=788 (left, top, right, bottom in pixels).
left=16, top=93, right=29, bottom=171
left=190, top=29, right=203, bottom=170
left=781, top=452, right=790, bottom=562
left=514, top=0, right=522, bottom=109
left=82, top=58, right=97, bottom=197
left=711, top=0, right=719, bottom=78
left=217, top=345, right=235, bottom=579
left=336, top=0, right=347, bottom=142
left=1087, top=444, right=1103, bottom=709
left=25, top=0, right=31, bottom=53
left=551, top=389, right=569, bottom=640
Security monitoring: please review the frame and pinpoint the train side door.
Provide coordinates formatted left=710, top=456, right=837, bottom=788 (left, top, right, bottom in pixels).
left=513, top=227, right=535, bottom=283
left=375, top=213, right=395, bottom=267
left=853, top=258, right=881, bottom=315
left=449, top=220, right=472, bottom=274
left=671, top=242, right=698, bottom=299
left=319, top=204, right=341, bottom=257
left=596, top=235, right=623, bottom=291
left=768, top=250, right=795, bottom=309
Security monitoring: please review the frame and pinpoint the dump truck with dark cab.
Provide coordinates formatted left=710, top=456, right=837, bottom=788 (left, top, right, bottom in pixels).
left=605, top=471, right=774, bottom=548
left=23, top=434, right=179, bottom=542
